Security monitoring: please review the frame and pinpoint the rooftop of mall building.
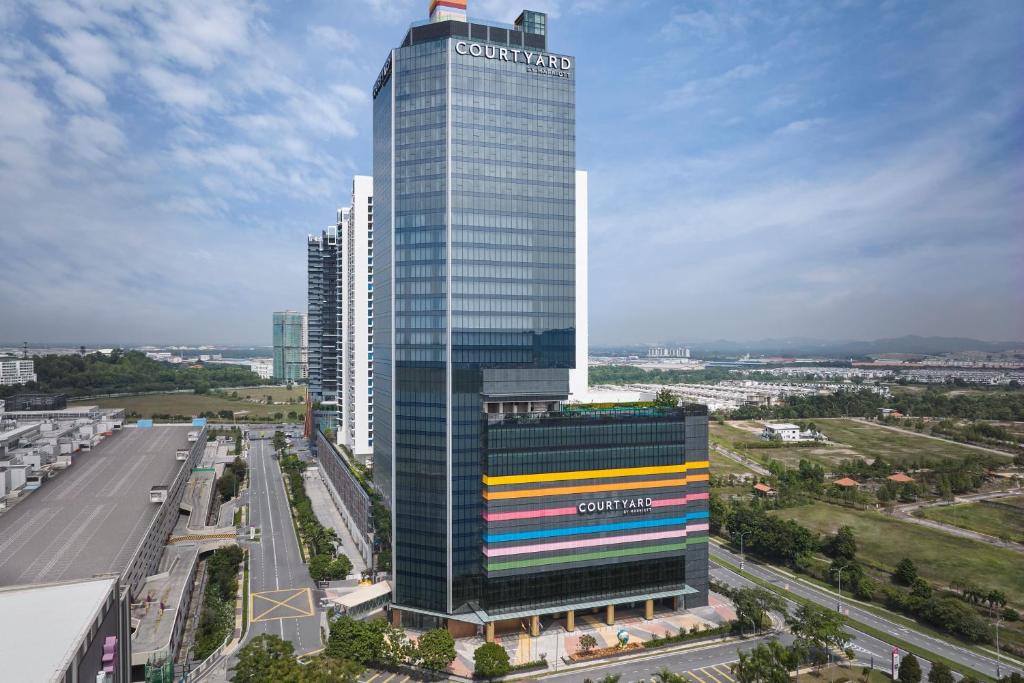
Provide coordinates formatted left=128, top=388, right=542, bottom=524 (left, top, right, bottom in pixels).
left=0, top=425, right=193, bottom=585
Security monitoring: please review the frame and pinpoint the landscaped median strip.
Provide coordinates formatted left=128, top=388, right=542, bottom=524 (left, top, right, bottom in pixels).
left=709, top=549, right=997, bottom=683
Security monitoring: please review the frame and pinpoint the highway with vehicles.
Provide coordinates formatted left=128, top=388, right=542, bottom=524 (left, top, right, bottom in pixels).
left=244, top=433, right=322, bottom=655
left=708, top=543, right=1021, bottom=681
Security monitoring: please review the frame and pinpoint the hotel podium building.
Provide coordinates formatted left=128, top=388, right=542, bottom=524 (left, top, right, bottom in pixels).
left=373, top=1, right=708, bottom=636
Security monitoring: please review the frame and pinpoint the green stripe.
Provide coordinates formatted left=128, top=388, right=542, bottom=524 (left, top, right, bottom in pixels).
left=485, top=540, right=705, bottom=572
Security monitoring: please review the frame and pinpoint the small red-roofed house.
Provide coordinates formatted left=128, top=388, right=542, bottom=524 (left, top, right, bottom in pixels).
left=833, top=477, right=860, bottom=488
left=887, top=472, right=914, bottom=484
left=753, top=482, right=775, bottom=497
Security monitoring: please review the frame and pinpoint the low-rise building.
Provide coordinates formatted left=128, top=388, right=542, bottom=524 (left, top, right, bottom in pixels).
left=762, top=423, right=802, bottom=441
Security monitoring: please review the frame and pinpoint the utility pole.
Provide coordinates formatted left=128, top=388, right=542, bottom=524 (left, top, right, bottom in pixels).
left=995, top=615, right=1003, bottom=679
left=738, top=530, right=751, bottom=570
left=832, top=563, right=850, bottom=614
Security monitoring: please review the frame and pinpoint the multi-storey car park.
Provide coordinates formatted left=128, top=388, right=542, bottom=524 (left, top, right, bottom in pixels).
left=0, top=424, right=206, bottom=682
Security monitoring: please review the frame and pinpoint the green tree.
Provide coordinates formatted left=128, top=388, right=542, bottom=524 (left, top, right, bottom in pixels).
left=308, top=554, right=333, bottom=582
left=577, top=633, right=598, bottom=655
left=731, top=640, right=794, bottom=683
left=927, top=662, right=954, bottom=683
left=787, top=604, right=851, bottom=666
left=653, top=388, right=680, bottom=409
left=473, top=642, right=511, bottom=679
left=898, top=653, right=922, bottom=683
left=653, top=669, right=687, bottom=683
left=326, top=616, right=387, bottom=664
left=298, top=656, right=363, bottom=683
left=218, top=470, right=238, bottom=501
left=230, top=634, right=302, bottom=682
left=733, top=588, right=785, bottom=634
left=416, top=628, right=456, bottom=674
left=380, top=623, right=416, bottom=667
left=910, top=577, right=932, bottom=599
left=894, top=558, right=918, bottom=586
left=825, top=526, right=857, bottom=560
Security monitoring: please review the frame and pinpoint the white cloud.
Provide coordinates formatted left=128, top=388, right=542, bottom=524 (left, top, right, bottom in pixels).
left=52, top=69, right=107, bottom=108
left=308, top=25, right=359, bottom=52
left=65, top=114, right=124, bottom=161
left=47, top=28, right=124, bottom=83
left=140, top=65, right=221, bottom=111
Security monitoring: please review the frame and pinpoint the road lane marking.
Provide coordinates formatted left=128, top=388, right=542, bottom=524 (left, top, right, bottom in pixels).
left=251, top=588, right=315, bottom=622
left=712, top=664, right=736, bottom=681
left=688, top=670, right=712, bottom=683
left=699, top=666, right=727, bottom=683
left=380, top=674, right=397, bottom=683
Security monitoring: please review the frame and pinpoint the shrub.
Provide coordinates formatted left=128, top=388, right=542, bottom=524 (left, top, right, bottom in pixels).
left=473, top=642, right=511, bottom=679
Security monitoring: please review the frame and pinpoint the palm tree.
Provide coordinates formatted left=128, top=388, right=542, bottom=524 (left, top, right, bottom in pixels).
left=653, top=668, right=687, bottom=683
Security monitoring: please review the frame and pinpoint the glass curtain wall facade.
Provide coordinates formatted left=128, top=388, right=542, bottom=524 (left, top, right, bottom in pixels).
left=273, top=311, right=307, bottom=382
left=374, top=13, right=576, bottom=616
left=481, top=407, right=710, bottom=614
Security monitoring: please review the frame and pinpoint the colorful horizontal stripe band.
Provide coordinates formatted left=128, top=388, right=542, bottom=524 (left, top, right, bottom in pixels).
left=486, top=538, right=707, bottom=572
left=482, top=461, right=709, bottom=486
left=484, top=511, right=709, bottom=543
left=484, top=528, right=687, bottom=557
left=482, top=474, right=709, bottom=500
left=482, top=492, right=709, bottom=522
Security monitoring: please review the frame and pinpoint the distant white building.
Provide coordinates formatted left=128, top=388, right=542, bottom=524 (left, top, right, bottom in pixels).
left=249, top=359, right=274, bottom=380
left=762, top=423, right=801, bottom=441
left=0, top=357, right=37, bottom=385
left=568, top=170, right=589, bottom=401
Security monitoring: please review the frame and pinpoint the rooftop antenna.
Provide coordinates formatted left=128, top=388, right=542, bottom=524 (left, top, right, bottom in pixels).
left=22, top=341, right=28, bottom=358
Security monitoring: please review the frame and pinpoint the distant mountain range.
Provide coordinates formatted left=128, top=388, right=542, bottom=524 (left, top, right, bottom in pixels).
left=594, top=335, right=1024, bottom=358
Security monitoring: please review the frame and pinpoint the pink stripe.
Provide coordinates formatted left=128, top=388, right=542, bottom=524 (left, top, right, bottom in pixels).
left=686, top=523, right=709, bottom=533
left=483, top=492, right=708, bottom=522
left=483, top=507, right=577, bottom=522
left=483, top=528, right=687, bottom=557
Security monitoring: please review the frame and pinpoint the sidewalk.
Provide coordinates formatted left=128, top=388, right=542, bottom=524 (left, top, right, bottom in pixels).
left=446, top=593, right=737, bottom=678
left=303, top=470, right=368, bottom=576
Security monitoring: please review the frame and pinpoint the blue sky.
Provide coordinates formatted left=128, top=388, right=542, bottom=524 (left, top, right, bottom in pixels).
left=0, top=0, right=1021, bottom=346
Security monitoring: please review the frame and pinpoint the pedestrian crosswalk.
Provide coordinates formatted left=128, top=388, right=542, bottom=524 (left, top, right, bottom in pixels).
left=683, top=662, right=738, bottom=683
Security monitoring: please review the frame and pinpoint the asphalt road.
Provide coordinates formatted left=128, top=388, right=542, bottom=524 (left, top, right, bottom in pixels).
left=708, top=543, right=1021, bottom=680
left=244, top=435, right=322, bottom=655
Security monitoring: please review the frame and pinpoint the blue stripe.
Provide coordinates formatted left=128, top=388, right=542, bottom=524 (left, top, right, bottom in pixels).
left=484, top=511, right=710, bottom=543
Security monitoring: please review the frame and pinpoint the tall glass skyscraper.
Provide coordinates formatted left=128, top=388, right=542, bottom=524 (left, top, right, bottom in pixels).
left=272, top=310, right=306, bottom=382
left=374, top=3, right=707, bottom=633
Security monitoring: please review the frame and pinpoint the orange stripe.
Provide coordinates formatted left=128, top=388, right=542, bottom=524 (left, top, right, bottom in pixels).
left=482, top=474, right=709, bottom=500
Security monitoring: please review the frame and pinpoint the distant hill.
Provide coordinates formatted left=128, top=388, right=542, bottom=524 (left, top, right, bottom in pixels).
left=593, top=335, right=1024, bottom=358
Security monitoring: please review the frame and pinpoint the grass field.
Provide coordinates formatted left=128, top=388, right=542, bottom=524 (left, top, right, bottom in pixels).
left=817, top=418, right=1010, bottom=464
left=70, top=386, right=306, bottom=422
left=709, top=450, right=759, bottom=477
left=217, top=386, right=306, bottom=403
left=772, top=501, right=1024, bottom=606
left=919, top=501, right=1024, bottom=543
left=712, top=418, right=1007, bottom=470
left=999, top=494, right=1024, bottom=509
left=711, top=421, right=861, bottom=469
left=795, top=666, right=891, bottom=683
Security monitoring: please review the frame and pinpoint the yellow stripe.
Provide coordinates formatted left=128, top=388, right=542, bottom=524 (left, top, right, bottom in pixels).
left=700, top=668, right=726, bottom=683
left=712, top=664, right=735, bottom=682
left=482, top=461, right=710, bottom=486
left=482, top=474, right=709, bottom=500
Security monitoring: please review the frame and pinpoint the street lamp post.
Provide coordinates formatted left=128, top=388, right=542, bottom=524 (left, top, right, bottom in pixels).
left=832, top=563, right=850, bottom=614
left=996, top=616, right=1003, bottom=679
left=738, top=531, right=751, bottom=570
